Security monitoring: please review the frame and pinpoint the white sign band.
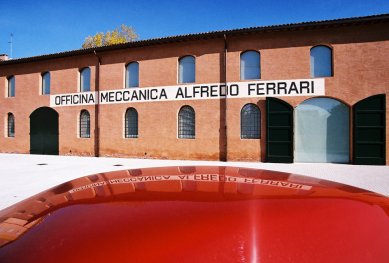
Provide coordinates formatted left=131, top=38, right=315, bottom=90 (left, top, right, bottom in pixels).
left=50, top=79, right=325, bottom=107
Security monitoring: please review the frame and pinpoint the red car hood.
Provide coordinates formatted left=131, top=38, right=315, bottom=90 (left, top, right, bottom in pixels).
left=0, top=166, right=388, bottom=262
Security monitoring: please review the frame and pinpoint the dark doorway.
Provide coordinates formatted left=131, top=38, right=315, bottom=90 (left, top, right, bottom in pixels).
left=353, top=94, right=386, bottom=165
left=266, top=97, right=294, bottom=163
left=30, top=107, right=59, bottom=155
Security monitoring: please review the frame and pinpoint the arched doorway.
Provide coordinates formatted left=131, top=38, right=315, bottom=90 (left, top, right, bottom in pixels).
left=30, top=107, right=59, bottom=155
left=294, top=98, right=349, bottom=163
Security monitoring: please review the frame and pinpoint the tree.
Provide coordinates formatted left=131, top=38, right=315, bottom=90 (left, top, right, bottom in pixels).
left=82, top=25, right=138, bottom=48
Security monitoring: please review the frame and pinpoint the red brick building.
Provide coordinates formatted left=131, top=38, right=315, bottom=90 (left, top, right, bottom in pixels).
left=0, top=14, right=388, bottom=165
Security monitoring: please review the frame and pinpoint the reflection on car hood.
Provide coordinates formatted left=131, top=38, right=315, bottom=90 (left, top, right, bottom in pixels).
left=0, top=166, right=389, bottom=263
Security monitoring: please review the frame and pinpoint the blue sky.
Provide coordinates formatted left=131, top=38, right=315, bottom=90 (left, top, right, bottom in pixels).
left=1, top=0, right=388, bottom=59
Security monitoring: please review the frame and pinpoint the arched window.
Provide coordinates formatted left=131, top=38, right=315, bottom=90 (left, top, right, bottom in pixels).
left=80, top=67, right=91, bottom=92
left=42, top=72, right=50, bottom=95
left=240, top=51, right=260, bottom=80
left=80, top=110, right=90, bottom=138
left=241, top=104, right=260, bottom=139
left=7, top=76, right=15, bottom=97
left=7, top=113, right=15, bottom=137
left=310, top=45, right=332, bottom=77
left=125, top=108, right=138, bottom=138
left=178, top=106, right=195, bottom=139
left=125, top=62, right=139, bottom=88
left=178, top=56, right=195, bottom=83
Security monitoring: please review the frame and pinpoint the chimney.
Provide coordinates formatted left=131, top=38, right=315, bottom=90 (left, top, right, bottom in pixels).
left=0, top=54, right=8, bottom=61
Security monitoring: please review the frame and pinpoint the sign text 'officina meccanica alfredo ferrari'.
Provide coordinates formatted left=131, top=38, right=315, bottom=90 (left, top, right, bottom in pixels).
left=50, top=78, right=325, bottom=107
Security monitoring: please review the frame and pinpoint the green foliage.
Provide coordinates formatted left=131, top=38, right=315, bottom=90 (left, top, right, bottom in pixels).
left=82, top=25, right=138, bottom=48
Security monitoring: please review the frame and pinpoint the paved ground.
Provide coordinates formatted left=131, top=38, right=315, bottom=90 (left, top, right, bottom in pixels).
left=0, top=153, right=388, bottom=210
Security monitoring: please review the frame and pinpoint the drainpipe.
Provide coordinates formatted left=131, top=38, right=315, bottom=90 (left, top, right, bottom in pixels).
left=93, top=50, right=101, bottom=157
left=219, top=34, right=228, bottom=161
left=217, top=34, right=229, bottom=190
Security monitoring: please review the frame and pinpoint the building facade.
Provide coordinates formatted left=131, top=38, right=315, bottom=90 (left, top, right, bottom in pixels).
left=0, top=14, right=388, bottom=165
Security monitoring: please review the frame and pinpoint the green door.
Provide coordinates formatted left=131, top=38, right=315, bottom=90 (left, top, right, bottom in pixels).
left=30, top=107, right=59, bottom=155
left=266, top=97, right=294, bottom=163
left=353, top=94, right=386, bottom=165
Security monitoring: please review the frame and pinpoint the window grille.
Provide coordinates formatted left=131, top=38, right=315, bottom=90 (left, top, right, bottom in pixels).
left=7, top=113, right=15, bottom=137
left=125, top=108, right=138, bottom=138
left=241, top=104, right=260, bottom=139
left=80, top=110, right=90, bottom=138
left=178, top=106, right=195, bottom=139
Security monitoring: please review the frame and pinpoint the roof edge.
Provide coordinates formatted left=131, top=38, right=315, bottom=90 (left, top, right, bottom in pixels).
left=1, top=13, right=388, bottom=66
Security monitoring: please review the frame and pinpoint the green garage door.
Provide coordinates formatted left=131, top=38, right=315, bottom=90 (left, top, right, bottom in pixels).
left=30, top=107, right=59, bottom=155
left=266, top=97, right=294, bottom=163
left=353, top=94, right=386, bottom=165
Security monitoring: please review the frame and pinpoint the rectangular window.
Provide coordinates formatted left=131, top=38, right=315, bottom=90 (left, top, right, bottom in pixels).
left=42, top=72, right=50, bottom=95
left=80, top=68, right=91, bottom=92
left=7, top=76, right=15, bottom=97
left=179, top=56, right=195, bottom=84
left=125, top=62, right=139, bottom=88
left=310, top=46, right=333, bottom=77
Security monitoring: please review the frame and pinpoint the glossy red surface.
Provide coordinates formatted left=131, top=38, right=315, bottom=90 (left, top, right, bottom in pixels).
left=0, top=166, right=389, bottom=262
